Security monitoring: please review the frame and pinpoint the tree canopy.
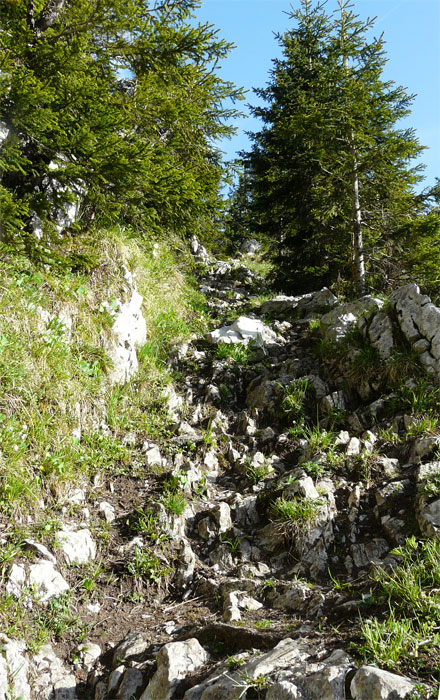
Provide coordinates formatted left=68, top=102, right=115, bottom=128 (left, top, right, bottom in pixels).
left=0, top=0, right=241, bottom=259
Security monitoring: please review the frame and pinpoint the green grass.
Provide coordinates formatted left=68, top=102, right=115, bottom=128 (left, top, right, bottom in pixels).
left=0, top=228, right=207, bottom=514
left=281, top=378, right=310, bottom=421
left=127, top=547, right=172, bottom=584
left=214, top=341, right=254, bottom=365
left=270, top=496, right=324, bottom=540
left=358, top=537, right=440, bottom=679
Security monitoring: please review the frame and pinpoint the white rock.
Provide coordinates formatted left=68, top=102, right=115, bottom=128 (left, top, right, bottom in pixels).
left=418, top=498, right=440, bottom=536
left=368, top=312, right=394, bottom=359
left=108, top=666, right=125, bottom=694
left=24, top=539, right=56, bottom=564
left=0, top=653, right=8, bottom=700
left=211, top=502, right=232, bottom=534
left=33, top=643, right=78, bottom=700
left=29, top=561, right=70, bottom=602
left=56, top=527, right=96, bottom=565
left=346, top=438, right=361, bottom=456
left=260, top=288, right=338, bottom=318
left=335, top=431, right=350, bottom=446
left=144, top=445, right=162, bottom=467
left=98, top=501, right=116, bottom=523
left=206, top=316, right=278, bottom=348
left=321, top=391, right=345, bottom=413
left=78, top=642, right=101, bottom=669
left=112, top=633, right=149, bottom=667
left=141, top=639, right=209, bottom=700
left=223, top=591, right=241, bottom=622
left=321, top=297, right=383, bottom=342
left=6, top=563, right=27, bottom=598
left=266, top=680, right=301, bottom=699
left=107, top=286, right=147, bottom=384
left=351, top=665, right=416, bottom=699
left=4, top=639, right=30, bottom=700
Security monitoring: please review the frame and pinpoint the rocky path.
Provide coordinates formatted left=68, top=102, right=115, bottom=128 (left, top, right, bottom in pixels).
left=3, top=244, right=440, bottom=699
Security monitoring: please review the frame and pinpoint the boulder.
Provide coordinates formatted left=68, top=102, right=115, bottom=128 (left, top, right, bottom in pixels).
left=56, top=526, right=96, bottom=565
left=141, top=639, right=209, bottom=700
left=320, top=297, right=383, bottom=342
left=260, top=288, right=338, bottom=318
left=351, top=665, right=416, bottom=699
left=206, top=316, right=278, bottom=348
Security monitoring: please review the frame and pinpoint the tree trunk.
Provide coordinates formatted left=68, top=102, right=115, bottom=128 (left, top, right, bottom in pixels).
left=349, top=131, right=366, bottom=296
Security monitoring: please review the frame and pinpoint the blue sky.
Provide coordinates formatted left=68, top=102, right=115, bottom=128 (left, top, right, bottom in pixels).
left=195, top=0, right=440, bottom=191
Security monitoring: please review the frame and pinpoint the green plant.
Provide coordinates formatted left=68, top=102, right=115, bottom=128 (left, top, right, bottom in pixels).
left=308, top=318, right=321, bottom=332
left=281, top=378, right=310, bottom=421
left=226, top=655, right=246, bottom=671
left=301, top=461, right=326, bottom=479
left=270, top=496, right=324, bottom=539
left=357, top=537, right=440, bottom=675
left=391, top=380, right=440, bottom=416
left=214, top=342, right=254, bottom=365
left=405, top=415, right=439, bottom=439
left=220, top=533, right=242, bottom=555
left=219, top=384, right=233, bottom=402
left=303, top=425, right=336, bottom=453
left=202, top=424, right=217, bottom=449
left=418, top=471, right=440, bottom=501
left=162, top=491, right=187, bottom=516
left=78, top=560, right=106, bottom=594
left=127, top=547, right=171, bottom=584
left=358, top=608, right=435, bottom=668
left=245, top=459, right=272, bottom=485
left=35, top=592, right=87, bottom=643
left=254, top=618, right=271, bottom=629
left=378, top=428, right=402, bottom=446
left=127, top=509, right=169, bottom=545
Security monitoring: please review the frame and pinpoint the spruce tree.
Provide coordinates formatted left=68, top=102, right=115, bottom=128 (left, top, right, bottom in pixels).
left=244, top=0, right=424, bottom=295
left=0, top=0, right=241, bottom=258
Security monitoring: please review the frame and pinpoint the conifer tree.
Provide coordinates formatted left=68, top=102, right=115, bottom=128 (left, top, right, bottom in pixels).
left=0, top=0, right=241, bottom=258
left=244, top=0, right=423, bottom=295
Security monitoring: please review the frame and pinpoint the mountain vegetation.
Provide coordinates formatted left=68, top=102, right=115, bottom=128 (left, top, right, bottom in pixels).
left=1, top=1, right=440, bottom=698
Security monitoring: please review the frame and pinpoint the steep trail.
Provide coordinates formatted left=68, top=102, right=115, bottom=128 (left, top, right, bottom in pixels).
left=2, top=244, right=439, bottom=699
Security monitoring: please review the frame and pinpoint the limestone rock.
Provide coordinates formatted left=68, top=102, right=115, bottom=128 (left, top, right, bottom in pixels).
left=141, top=639, right=209, bottom=700
left=240, top=239, right=261, bottom=256
left=418, top=498, right=440, bottom=537
left=206, top=316, right=278, bottom=348
left=320, top=297, right=383, bottom=342
left=106, top=277, right=147, bottom=384
left=33, top=643, right=78, bottom=700
left=112, top=633, right=149, bottom=667
left=56, top=526, right=96, bottom=565
left=351, top=665, right=416, bottom=699
left=117, top=669, right=144, bottom=700
left=260, top=288, right=338, bottom=319
left=175, top=538, right=196, bottom=590
left=3, top=638, right=30, bottom=700
left=98, top=501, right=116, bottom=523
left=7, top=560, right=70, bottom=603
left=368, top=312, right=394, bottom=359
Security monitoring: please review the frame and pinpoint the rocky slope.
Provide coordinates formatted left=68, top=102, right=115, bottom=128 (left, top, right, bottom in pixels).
left=1, top=241, right=440, bottom=699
